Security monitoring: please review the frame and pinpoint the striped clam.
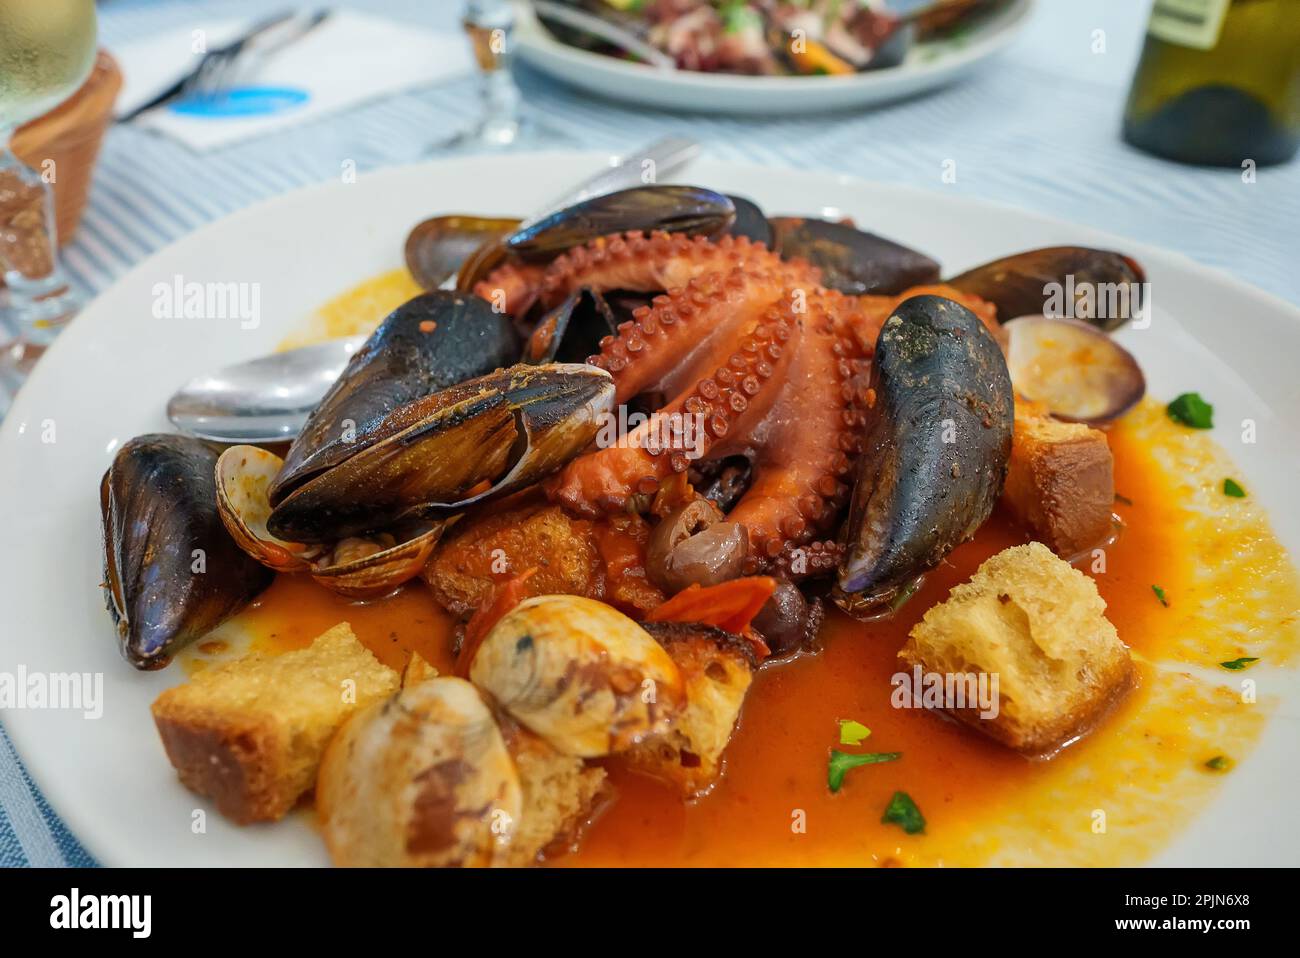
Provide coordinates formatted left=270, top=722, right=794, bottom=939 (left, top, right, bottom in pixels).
left=317, top=677, right=522, bottom=868
left=469, top=595, right=686, bottom=758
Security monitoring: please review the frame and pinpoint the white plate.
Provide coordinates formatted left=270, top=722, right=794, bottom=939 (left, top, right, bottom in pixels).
left=514, top=0, right=1034, bottom=115
left=2, top=152, right=1298, bottom=867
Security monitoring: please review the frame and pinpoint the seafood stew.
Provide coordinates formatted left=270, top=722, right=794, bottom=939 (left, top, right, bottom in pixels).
left=536, top=1, right=1014, bottom=78
left=101, top=182, right=1300, bottom=867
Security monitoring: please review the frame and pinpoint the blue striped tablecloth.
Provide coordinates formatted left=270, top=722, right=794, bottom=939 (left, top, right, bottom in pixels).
left=3, top=0, right=1297, bottom=867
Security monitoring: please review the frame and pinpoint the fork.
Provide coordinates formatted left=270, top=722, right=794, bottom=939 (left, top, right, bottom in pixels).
left=182, top=10, right=331, bottom=103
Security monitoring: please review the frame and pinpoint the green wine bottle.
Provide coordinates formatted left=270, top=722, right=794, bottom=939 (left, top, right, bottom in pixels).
left=1122, top=0, right=1300, bottom=167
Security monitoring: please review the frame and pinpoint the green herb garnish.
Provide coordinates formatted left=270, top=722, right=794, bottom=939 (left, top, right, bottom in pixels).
left=1166, top=392, right=1214, bottom=429
left=1152, top=585, right=1169, bottom=607
left=881, top=791, right=926, bottom=834
left=721, top=2, right=761, bottom=34
left=1219, top=656, right=1259, bottom=671
left=1223, top=478, right=1246, bottom=498
left=827, top=750, right=899, bottom=793
left=838, top=719, right=871, bottom=746
left=1204, top=755, right=1233, bottom=772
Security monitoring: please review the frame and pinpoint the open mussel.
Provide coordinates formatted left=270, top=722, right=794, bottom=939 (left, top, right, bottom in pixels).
left=833, top=295, right=1014, bottom=617
left=267, top=364, right=615, bottom=543
left=504, top=185, right=735, bottom=260
left=270, top=291, right=519, bottom=506
left=946, top=247, right=1147, bottom=331
left=524, top=287, right=619, bottom=364
left=101, top=435, right=273, bottom=670
left=217, top=444, right=453, bottom=599
left=405, top=215, right=521, bottom=290
left=768, top=217, right=941, bottom=295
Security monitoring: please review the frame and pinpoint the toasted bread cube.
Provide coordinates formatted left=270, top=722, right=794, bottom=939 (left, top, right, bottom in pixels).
left=422, top=504, right=599, bottom=617
left=1003, top=403, right=1115, bottom=557
left=498, top=720, right=608, bottom=866
left=900, top=543, right=1132, bottom=755
left=152, top=623, right=398, bottom=824
left=620, top=622, right=755, bottom=797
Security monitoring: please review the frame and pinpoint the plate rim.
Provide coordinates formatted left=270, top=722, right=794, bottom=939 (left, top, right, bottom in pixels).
left=4, top=149, right=1299, bottom=866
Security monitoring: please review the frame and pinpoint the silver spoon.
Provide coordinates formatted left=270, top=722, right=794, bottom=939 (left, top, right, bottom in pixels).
left=166, top=335, right=367, bottom=444
left=167, top=137, right=700, bottom=442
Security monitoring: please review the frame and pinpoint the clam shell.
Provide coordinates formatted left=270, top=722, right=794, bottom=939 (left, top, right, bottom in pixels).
left=1003, top=315, right=1146, bottom=424
left=218, top=444, right=446, bottom=597
left=309, top=519, right=454, bottom=600
left=469, top=595, right=684, bottom=758
left=216, top=445, right=318, bottom=572
left=317, top=677, right=522, bottom=868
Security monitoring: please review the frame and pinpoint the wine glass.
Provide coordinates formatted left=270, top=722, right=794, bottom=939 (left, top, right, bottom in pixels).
left=432, top=0, right=559, bottom=153
left=0, top=0, right=98, bottom=409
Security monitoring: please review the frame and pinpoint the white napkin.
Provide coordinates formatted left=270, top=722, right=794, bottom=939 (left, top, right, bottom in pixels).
left=113, top=10, right=474, bottom=151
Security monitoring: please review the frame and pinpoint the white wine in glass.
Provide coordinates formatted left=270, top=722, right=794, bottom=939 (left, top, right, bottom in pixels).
left=0, top=0, right=98, bottom=405
left=431, top=0, right=558, bottom=153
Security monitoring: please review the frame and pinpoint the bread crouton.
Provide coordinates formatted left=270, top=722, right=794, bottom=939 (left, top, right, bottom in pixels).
left=497, top=719, right=608, bottom=865
left=422, top=503, right=598, bottom=616
left=152, top=623, right=397, bottom=824
left=899, top=543, right=1132, bottom=755
left=422, top=503, right=665, bottom=617
left=1003, top=402, right=1115, bottom=557
left=620, top=622, right=755, bottom=796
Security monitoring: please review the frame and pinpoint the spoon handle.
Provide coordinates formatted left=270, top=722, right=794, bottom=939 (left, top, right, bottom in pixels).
left=517, top=136, right=701, bottom=232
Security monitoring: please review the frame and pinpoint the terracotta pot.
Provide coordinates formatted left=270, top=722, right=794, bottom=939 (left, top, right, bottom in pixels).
left=10, top=50, right=122, bottom=249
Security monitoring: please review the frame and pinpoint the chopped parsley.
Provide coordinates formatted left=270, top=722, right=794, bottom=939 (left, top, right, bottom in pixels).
left=1219, top=656, right=1259, bottom=671
left=1204, top=755, right=1234, bottom=772
left=721, top=2, right=761, bottom=34
left=881, top=791, right=926, bottom=834
left=1152, top=585, right=1170, bottom=607
left=827, top=749, right=899, bottom=793
left=838, top=719, right=871, bottom=746
left=1166, top=392, right=1214, bottom=429
left=1223, top=478, right=1247, bottom=498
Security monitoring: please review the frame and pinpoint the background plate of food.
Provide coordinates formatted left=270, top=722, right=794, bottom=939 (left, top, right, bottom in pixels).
left=515, top=0, right=1035, bottom=114
left=1, top=152, right=1297, bottom=867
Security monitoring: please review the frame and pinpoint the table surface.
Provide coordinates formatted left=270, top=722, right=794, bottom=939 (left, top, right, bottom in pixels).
left=3, top=0, right=1297, bottom=867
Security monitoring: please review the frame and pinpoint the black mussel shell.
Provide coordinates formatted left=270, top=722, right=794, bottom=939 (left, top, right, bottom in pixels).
left=833, top=295, right=1013, bottom=617
left=525, top=287, right=619, bottom=365
left=689, top=454, right=753, bottom=515
left=266, top=364, right=615, bottom=543
left=769, top=217, right=941, bottom=295
left=101, top=435, right=273, bottom=670
left=405, top=215, right=520, bottom=291
left=946, top=247, right=1147, bottom=331
left=724, top=194, right=775, bottom=247
left=505, top=185, right=735, bottom=260
left=269, top=291, right=519, bottom=506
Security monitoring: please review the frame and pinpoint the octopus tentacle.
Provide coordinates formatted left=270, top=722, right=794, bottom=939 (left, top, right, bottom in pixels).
left=726, top=287, right=873, bottom=565
left=545, top=266, right=800, bottom=516
left=530, top=228, right=1003, bottom=574
left=474, top=231, right=815, bottom=318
